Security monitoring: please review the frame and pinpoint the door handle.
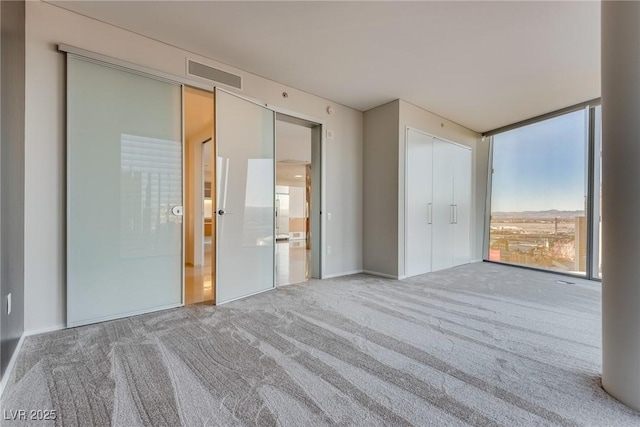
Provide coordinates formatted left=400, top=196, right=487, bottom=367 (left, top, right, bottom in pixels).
left=171, top=206, right=183, bottom=216
left=217, top=209, right=236, bottom=216
left=454, top=204, right=458, bottom=224
left=427, top=203, right=433, bottom=224
left=450, top=204, right=455, bottom=224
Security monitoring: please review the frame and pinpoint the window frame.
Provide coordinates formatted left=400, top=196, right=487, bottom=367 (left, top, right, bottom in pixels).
left=483, top=100, right=602, bottom=281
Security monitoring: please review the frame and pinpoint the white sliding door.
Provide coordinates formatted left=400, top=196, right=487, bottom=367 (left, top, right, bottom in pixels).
left=215, top=89, right=275, bottom=304
left=67, top=56, right=183, bottom=327
left=406, top=129, right=433, bottom=277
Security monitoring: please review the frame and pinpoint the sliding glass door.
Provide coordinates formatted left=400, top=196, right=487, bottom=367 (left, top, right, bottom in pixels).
left=67, top=56, right=183, bottom=326
left=215, top=89, right=275, bottom=303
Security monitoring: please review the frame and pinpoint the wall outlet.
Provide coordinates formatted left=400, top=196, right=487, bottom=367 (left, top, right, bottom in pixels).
left=327, top=245, right=332, bottom=255
left=7, top=293, right=11, bottom=315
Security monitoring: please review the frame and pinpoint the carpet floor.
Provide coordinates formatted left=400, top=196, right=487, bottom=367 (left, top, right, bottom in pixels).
left=2, top=262, right=640, bottom=426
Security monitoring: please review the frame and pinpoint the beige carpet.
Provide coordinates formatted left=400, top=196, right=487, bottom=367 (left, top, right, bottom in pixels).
left=2, top=262, right=639, bottom=426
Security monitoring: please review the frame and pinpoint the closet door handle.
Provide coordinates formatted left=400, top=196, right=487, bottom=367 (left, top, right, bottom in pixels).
left=450, top=204, right=455, bottom=224
left=454, top=204, right=458, bottom=224
left=427, top=203, right=432, bottom=224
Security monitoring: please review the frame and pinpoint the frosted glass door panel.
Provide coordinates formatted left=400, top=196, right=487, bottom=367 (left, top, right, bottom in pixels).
left=406, top=130, right=433, bottom=277
left=67, top=57, right=183, bottom=327
left=216, top=89, right=275, bottom=303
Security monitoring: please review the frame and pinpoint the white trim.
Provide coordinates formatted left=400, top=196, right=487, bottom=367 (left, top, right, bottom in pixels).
left=322, top=270, right=364, bottom=279
left=0, top=333, right=25, bottom=398
left=216, top=287, right=275, bottom=305
left=361, top=270, right=399, bottom=280
left=67, top=303, right=183, bottom=329
left=470, top=259, right=483, bottom=264
left=25, top=324, right=66, bottom=337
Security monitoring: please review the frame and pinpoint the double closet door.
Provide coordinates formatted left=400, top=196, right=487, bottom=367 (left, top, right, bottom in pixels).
left=431, top=138, right=471, bottom=271
left=67, top=55, right=275, bottom=327
left=406, top=129, right=471, bottom=278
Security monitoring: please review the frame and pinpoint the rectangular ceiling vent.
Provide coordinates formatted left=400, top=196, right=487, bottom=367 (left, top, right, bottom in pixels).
left=187, top=59, right=242, bottom=89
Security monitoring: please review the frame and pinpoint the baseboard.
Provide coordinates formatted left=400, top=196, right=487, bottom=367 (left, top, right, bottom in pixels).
left=217, top=287, right=274, bottom=305
left=0, top=333, right=25, bottom=398
left=25, top=323, right=66, bottom=337
left=362, top=270, right=400, bottom=280
left=67, top=303, right=183, bottom=328
left=322, top=270, right=364, bottom=279
left=471, top=259, right=483, bottom=263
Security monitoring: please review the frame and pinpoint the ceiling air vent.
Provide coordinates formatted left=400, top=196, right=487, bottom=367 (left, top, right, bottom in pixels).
left=187, top=59, right=242, bottom=89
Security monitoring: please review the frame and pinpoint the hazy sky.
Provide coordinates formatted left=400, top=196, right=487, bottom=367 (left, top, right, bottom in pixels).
left=491, top=109, right=588, bottom=212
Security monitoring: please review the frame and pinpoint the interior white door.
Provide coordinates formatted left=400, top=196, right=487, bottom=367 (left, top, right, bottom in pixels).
left=431, top=139, right=455, bottom=271
left=453, top=145, right=472, bottom=266
left=216, top=89, right=275, bottom=304
left=406, top=129, right=433, bottom=277
left=67, top=56, right=183, bottom=327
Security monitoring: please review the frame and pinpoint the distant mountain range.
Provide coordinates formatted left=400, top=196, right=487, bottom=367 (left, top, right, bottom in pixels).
left=492, top=210, right=585, bottom=219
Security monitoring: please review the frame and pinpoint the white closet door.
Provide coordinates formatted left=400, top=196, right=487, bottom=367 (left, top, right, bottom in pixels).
left=67, top=56, right=183, bottom=327
left=453, top=145, right=472, bottom=266
left=432, top=139, right=455, bottom=271
left=406, top=130, right=433, bottom=277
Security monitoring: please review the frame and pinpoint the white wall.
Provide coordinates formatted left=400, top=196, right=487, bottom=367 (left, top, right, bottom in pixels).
left=24, top=1, right=363, bottom=333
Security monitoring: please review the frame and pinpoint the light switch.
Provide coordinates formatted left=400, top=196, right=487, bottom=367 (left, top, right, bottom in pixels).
left=327, top=212, right=332, bottom=221
left=7, top=293, right=11, bottom=315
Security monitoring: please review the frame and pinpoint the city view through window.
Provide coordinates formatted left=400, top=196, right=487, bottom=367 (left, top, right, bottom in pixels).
left=489, top=109, right=592, bottom=276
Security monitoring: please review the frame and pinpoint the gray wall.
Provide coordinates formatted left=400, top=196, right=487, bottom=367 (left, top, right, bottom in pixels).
left=363, top=101, right=400, bottom=277
left=1, top=0, right=26, bottom=377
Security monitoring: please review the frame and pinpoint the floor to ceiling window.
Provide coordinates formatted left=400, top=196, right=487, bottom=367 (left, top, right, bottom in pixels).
left=488, top=107, right=594, bottom=276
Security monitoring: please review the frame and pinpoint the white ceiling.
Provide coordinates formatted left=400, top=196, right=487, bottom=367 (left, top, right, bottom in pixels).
left=51, top=1, right=601, bottom=133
